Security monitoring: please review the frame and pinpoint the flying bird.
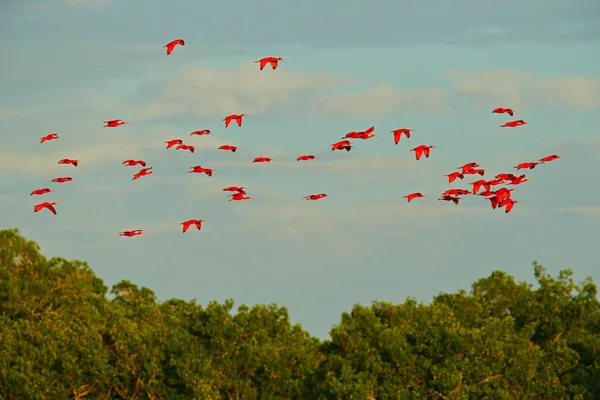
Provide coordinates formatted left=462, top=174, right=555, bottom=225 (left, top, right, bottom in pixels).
left=501, top=120, right=529, bottom=128
left=463, top=168, right=486, bottom=176
left=331, top=140, right=353, bottom=152
left=223, top=114, right=246, bottom=127
left=411, top=145, right=436, bottom=161
left=181, top=219, right=203, bottom=233
left=133, top=167, right=153, bottom=180
left=40, top=133, right=59, bottom=143
left=304, top=193, right=327, bottom=200
left=492, top=107, right=514, bottom=116
left=34, top=201, right=58, bottom=214
left=297, top=155, right=316, bottom=161
left=392, top=128, right=412, bottom=145
left=176, top=144, right=195, bottom=153
left=218, top=144, right=238, bottom=152
left=254, top=57, right=286, bottom=70
left=403, top=192, right=425, bottom=202
left=228, top=192, right=251, bottom=201
left=119, top=230, right=145, bottom=237
left=122, top=159, right=147, bottom=167
left=58, top=158, right=79, bottom=167
left=165, top=139, right=183, bottom=149
left=458, top=162, right=480, bottom=173
left=164, top=39, right=185, bottom=55
left=223, top=186, right=246, bottom=194
left=342, top=126, right=375, bottom=140
left=499, top=198, right=519, bottom=213
left=103, top=119, right=127, bottom=127
left=252, top=157, right=272, bottom=163
left=439, top=195, right=461, bottom=204
left=52, top=177, right=72, bottom=183
left=507, top=175, right=529, bottom=185
left=445, top=172, right=464, bottom=183
left=470, top=180, right=487, bottom=194
left=190, top=130, right=211, bottom=136
left=514, top=162, right=540, bottom=170
left=539, top=154, right=561, bottom=163
left=189, top=166, right=214, bottom=177
left=30, top=188, right=52, bottom=196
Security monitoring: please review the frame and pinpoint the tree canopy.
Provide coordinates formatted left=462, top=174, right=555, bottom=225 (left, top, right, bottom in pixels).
left=1, top=228, right=599, bottom=399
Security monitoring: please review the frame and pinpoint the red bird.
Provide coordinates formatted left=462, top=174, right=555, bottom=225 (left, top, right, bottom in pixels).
left=514, top=162, right=539, bottom=170
left=482, top=179, right=504, bottom=192
left=297, top=155, right=316, bottom=161
left=218, top=144, right=238, bottom=152
left=229, top=192, right=251, bottom=201
left=58, top=158, right=79, bottom=167
left=403, top=192, right=425, bottom=202
left=499, top=198, right=519, bottom=213
left=478, top=190, right=497, bottom=197
left=34, top=201, right=58, bottom=214
left=40, top=133, right=59, bottom=143
left=223, top=186, right=246, bottom=194
left=190, top=129, right=212, bottom=136
left=252, top=157, right=272, bottom=163
left=486, top=196, right=499, bottom=209
left=104, top=119, right=127, bottom=127
left=411, top=145, right=436, bottom=161
left=176, top=144, right=195, bottom=153
left=52, top=177, right=72, bottom=183
left=470, top=179, right=487, bottom=194
left=304, top=193, right=327, bottom=200
left=133, top=167, right=153, bottom=180
left=458, top=162, right=480, bottom=173
left=501, top=119, right=529, bottom=128
left=164, top=39, right=185, bottom=55
left=119, top=230, right=145, bottom=237
left=331, top=140, right=353, bottom=152
left=342, top=126, right=375, bottom=140
left=539, top=154, right=561, bottom=163
left=189, top=166, right=213, bottom=177
left=254, top=57, right=286, bottom=70
left=439, top=195, right=461, bottom=204
left=165, top=139, right=183, bottom=149
left=463, top=168, right=485, bottom=176
left=30, top=188, right=52, bottom=196
left=223, top=114, right=246, bottom=127
left=443, top=189, right=470, bottom=196
left=492, top=107, right=514, bottom=116
left=507, top=175, right=529, bottom=185
left=392, top=128, right=412, bottom=145
left=495, top=187, right=514, bottom=202
left=122, top=159, right=146, bottom=167
left=445, top=172, right=464, bottom=183
left=181, top=219, right=203, bottom=233
left=496, top=173, right=518, bottom=181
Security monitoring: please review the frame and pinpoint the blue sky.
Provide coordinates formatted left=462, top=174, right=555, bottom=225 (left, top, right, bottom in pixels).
left=1, top=0, right=599, bottom=339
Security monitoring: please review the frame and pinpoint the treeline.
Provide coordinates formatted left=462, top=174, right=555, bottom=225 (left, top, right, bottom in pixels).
left=0, top=228, right=599, bottom=399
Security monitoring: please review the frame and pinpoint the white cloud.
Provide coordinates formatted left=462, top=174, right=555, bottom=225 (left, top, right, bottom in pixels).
left=0, top=137, right=152, bottom=175
left=551, top=206, right=600, bottom=216
left=446, top=69, right=600, bottom=111
left=316, top=85, right=452, bottom=117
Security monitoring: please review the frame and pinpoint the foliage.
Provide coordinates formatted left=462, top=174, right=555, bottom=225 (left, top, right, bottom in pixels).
left=0, top=228, right=599, bottom=399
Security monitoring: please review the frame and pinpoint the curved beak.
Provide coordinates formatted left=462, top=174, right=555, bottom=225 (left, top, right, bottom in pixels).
left=281, top=58, right=287, bottom=63
left=254, top=60, right=260, bottom=63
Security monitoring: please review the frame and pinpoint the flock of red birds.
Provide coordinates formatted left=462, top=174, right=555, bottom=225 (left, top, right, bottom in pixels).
left=31, top=40, right=562, bottom=237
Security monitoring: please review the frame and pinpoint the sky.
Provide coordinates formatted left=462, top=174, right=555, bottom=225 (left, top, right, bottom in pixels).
left=1, top=0, right=599, bottom=339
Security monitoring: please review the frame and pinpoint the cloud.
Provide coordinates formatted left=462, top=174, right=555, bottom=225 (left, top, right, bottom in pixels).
left=0, top=137, right=153, bottom=176
left=232, top=197, right=494, bottom=238
left=447, top=70, right=600, bottom=111
left=314, top=86, right=452, bottom=118
left=551, top=206, right=600, bottom=216
left=128, top=62, right=354, bottom=121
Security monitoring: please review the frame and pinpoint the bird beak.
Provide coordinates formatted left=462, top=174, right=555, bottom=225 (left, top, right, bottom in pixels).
left=254, top=60, right=259, bottom=63
left=123, top=122, right=128, bottom=124
left=281, top=59, right=287, bottom=63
